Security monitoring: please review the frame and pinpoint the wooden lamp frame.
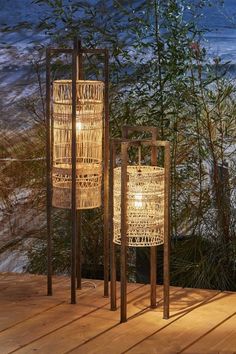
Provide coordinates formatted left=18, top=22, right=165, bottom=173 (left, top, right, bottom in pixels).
left=46, top=38, right=110, bottom=304
left=109, top=126, right=170, bottom=323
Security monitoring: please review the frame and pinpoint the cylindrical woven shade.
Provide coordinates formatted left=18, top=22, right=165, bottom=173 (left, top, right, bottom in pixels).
left=113, top=165, right=165, bottom=247
left=52, top=80, right=104, bottom=209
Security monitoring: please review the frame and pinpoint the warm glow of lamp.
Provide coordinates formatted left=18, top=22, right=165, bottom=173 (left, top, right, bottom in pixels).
left=113, top=165, right=165, bottom=247
left=76, top=121, right=82, bottom=132
left=52, top=80, right=104, bottom=209
left=134, top=193, right=143, bottom=208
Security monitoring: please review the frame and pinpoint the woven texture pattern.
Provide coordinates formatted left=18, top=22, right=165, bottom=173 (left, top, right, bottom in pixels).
left=113, top=165, right=164, bottom=247
left=52, top=80, right=104, bottom=209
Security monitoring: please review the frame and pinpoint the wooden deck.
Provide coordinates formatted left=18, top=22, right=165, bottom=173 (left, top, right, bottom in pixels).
left=0, top=273, right=236, bottom=354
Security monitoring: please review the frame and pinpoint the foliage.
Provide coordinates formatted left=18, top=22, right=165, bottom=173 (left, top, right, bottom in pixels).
left=27, top=207, right=105, bottom=278
left=1, top=0, right=236, bottom=290
left=171, top=236, right=236, bottom=291
left=27, top=209, right=71, bottom=275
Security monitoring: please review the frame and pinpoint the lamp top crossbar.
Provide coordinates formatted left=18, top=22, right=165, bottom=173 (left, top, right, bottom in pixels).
left=122, top=125, right=158, bottom=136
left=47, top=47, right=108, bottom=55
left=110, top=138, right=170, bottom=148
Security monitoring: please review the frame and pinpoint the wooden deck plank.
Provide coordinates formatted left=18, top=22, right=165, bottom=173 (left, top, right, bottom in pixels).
left=0, top=274, right=235, bottom=354
left=11, top=284, right=149, bottom=354
left=0, top=282, right=108, bottom=353
left=125, top=292, right=236, bottom=354
left=182, top=312, right=236, bottom=353
left=0, top=275, right=102, bottom=332
left=0, top=274, right=68, bottom=301
left=0, top=281, right=103, bottom=334
left=72, top=287, right=217, bottom=354
left=0, top=278, right=141, bottom=354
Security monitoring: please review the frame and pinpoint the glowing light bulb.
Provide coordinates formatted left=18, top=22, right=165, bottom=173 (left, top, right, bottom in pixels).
left=134, top=193, right=143, bottom=208
left=76, top=121, right=82, bottom=131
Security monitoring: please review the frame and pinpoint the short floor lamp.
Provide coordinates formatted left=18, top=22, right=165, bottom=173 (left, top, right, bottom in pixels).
left=109, top=127, right=170, bottom=323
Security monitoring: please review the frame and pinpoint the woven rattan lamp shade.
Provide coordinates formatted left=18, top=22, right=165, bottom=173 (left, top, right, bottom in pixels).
left=52, top=80, right=104, bottom=209
left=113, top=165, right=165, bottom=247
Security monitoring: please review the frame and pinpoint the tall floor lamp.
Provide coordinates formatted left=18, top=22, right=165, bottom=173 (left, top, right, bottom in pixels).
left=46, top=38, right=110, bottom=303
